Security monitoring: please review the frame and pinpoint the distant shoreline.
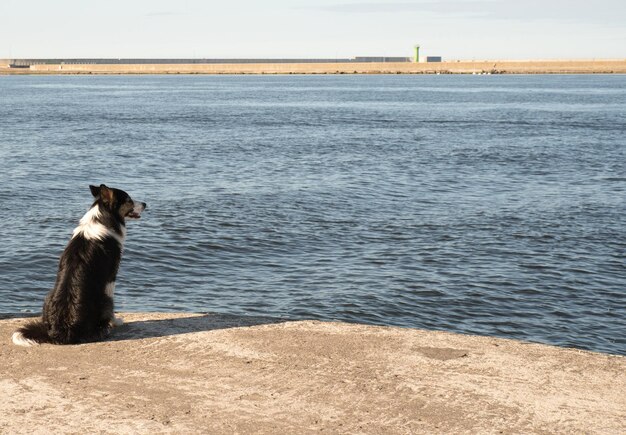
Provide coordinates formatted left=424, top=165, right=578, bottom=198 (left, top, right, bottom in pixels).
left=2, top=60, right=626, bottom=75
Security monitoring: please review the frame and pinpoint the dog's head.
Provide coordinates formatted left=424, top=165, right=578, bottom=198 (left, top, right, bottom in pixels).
left=89, top=184, right=146, bottom=221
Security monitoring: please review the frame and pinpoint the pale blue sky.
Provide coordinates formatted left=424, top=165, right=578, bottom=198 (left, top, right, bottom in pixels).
left=1, top=0, right=624, bottom=59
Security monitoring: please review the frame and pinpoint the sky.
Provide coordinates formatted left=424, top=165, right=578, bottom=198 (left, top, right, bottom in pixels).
left=0, top=0, right=624, bottom=60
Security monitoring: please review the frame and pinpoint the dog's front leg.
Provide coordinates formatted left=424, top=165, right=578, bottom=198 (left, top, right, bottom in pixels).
left=105, top=281, right=124, bottom=327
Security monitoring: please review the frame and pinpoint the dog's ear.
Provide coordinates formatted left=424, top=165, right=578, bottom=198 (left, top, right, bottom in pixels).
left=99, top=184, right=114, bottom=205
left=89, top=185, right=100, bottom=197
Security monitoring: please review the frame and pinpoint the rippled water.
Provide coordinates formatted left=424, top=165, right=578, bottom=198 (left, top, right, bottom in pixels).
left=1, top=74, right=624, bottom=354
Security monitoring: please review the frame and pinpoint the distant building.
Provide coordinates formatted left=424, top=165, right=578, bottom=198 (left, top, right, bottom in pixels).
left=7, top=57, right=413, bottom=67
left=353, top=57, right=412, bottom=63
left=426, top=56, right=442, bottom=63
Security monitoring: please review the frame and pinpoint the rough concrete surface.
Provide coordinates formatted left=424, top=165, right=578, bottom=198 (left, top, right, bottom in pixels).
left=1, top=313, right=624, bottom=434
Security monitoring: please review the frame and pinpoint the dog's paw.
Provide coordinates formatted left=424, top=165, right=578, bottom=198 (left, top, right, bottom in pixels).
left=110, top=316, right=124, bottom=327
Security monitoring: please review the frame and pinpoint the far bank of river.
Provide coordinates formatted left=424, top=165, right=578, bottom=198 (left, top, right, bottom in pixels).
left=2, top=59, right=626, bottom=75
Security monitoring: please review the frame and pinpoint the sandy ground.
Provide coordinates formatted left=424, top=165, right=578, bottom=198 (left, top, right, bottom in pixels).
left=1, top=60, right=626, bottom=75
left=1, top=312, right=624, bottom=434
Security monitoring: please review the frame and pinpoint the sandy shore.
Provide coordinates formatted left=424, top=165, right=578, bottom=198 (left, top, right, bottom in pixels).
left=1, top=312, right=624, bottom=434
left=1, top=60, right=626, bottom=75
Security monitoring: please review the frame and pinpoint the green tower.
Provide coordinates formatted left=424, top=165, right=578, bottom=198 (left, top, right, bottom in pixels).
left=414, top=45, right=420, bottom=63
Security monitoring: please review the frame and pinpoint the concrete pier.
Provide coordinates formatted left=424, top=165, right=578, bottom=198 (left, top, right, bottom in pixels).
left=2, top=312, right=624, bottom=434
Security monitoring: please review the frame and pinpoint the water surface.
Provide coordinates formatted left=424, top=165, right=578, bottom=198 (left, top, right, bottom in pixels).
left=1, top=74, right=624, bottom=354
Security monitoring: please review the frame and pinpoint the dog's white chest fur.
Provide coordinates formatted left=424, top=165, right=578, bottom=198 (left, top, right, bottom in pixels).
left=105, top=282, right=115, bottom=298
left=72, top=205, right=125, bottom=245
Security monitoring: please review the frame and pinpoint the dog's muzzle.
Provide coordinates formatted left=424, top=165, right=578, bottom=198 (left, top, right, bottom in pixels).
left=126, top=202, right=146, bottom=219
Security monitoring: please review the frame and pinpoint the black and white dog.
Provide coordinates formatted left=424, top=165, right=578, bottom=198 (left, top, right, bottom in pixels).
left=12, top=184, right=146, bottom=346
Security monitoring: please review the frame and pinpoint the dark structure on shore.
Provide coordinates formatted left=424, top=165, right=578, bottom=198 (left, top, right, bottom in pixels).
left=8, top=57, right=415, bottom=68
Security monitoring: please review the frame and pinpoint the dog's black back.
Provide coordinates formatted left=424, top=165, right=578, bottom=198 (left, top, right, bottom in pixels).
left=43, top=235, right=121, bottom=343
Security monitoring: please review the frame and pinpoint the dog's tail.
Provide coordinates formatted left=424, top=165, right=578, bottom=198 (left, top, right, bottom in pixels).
left=12, top=320, right=51, bottom=346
